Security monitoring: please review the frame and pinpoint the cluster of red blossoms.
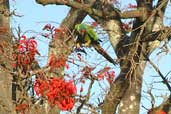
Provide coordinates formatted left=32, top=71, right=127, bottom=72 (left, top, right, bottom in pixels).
left=15, top=103, right=29, bottom=113
left=148, top=109, right=166, bottom=114
left=12, top=35, right=38, bottom=69
left=34, top=77, right=76, bottom=111
left=97, top=67, right=115, bottom=84
left=42, top=24, right=65, bottom=39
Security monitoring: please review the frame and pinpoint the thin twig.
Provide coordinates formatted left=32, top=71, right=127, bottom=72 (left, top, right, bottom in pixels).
left=146, top=56, right=171, bottom=92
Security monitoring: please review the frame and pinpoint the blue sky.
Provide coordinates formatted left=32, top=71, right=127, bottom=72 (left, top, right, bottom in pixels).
left=9, top=0, right=171, bottom=114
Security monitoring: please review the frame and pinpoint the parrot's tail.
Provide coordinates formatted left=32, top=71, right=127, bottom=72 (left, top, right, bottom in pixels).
left=93, top=44, right=117, bottom=65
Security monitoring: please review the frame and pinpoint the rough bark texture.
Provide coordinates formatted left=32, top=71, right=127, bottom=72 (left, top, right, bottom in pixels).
left=118, top=1, right=169, bottom=114
left=101, top=74, right=130, bottom=114
left=118, top=62, right=146, bottom=114
left=0, top=0, right=13, bottom=113
left=102, top=20, right=123, bottom=49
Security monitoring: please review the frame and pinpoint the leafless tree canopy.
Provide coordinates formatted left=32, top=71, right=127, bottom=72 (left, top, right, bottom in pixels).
left=0, top=0, right=171, bottom=114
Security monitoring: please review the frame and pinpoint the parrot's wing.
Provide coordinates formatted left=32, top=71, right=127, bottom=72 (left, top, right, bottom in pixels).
left=86, top=27, right=98, bottom=41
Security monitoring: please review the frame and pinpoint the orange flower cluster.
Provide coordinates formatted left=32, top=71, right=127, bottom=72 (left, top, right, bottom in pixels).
left=148, top=109, right=166, bottom=114
left=34, top=77, right=76, bottom=111
left=97, top=67, right=115, bottom=84
left=15, top=103, right=29, bottom=113
left=12, top=35, right=39, bottom=70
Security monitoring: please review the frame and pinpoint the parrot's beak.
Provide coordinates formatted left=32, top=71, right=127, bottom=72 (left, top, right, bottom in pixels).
left=76, top=43, right=81, bottom=48
left=83, top=43, right=89, bottom=47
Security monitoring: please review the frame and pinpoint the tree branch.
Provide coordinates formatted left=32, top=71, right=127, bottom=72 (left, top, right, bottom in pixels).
left=146, top=56, right=171, bottom=92
left=36, top=0, right=142, bottom=19
left=142, top=26, right=171, bottom=42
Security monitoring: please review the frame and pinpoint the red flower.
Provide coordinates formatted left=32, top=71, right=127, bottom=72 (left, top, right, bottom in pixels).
left=43, top=24, right=52, bottom=31
left=97, top=66, right=111, bottom=80
left=81, top=66, right=94, bottom=76
left=21, top=35, right=27, bottom=40
left=34, top=77, right=76, bottom=111
left=46, top=78, right=76, bottom=110
left=13, top=35, right=39, bottom=70
left=80, top=79, right=85, bottom=84
left=97, top=74, right=105, bottom=80
left=34, top=79, right=49, bottom=96
left=127, top=4, right=137, bottom=8
left=148, top=109, right=166, bottom=114
left=15, top=103, right=29, bottom=111
left=96, top=66, right=115, bottom=84
left=48, top=53, right=56, bottom=65
left=54, top=28, right=62, bottom=33
left=66, top=80, right=77, bottom=94
left=57, top=98, right=75, bottom=111
left=121, top=23, right=131, bottom=30
left=80, top=85, right=83, bottom=93
left=106, top=71, right=115, bottom=84
left=156, top=110, right=166, bottom=114
left=91, top=22, right=98, bottom=28
left=11, top=63, right=16, bottom=68
left=65, top=63, right=69, bottom=69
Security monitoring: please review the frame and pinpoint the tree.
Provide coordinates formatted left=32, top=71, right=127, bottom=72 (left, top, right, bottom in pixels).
left=0, top=0, right=14, bottom=114
left=0, top=0, right=171, bottom=114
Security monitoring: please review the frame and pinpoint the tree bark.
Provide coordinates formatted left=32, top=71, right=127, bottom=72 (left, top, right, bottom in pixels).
left=118, top=62, right=146, bottom=114
left=101, top=74, right=130, bottom=114
left=0, top=0, right=13, bottom=113
left=118, top=0, right=169, bottom=113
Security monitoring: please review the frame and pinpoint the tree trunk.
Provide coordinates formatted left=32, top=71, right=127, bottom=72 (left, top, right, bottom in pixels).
left=100, top=19, right=128, bottom=114
left=101, top=74, right=130, bottom=114
left=0, top=0, right=13, bottom=113
left=118, top=61, right=146, bottom=114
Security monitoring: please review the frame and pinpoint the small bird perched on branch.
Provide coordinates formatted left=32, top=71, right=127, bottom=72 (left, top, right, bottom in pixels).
left=74, top=23, right=117, bottom=65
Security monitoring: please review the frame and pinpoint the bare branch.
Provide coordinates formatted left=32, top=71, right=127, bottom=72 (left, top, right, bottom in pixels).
left=146, top=56, right=171, bottom=92
left=142, top=26, right=171, bottom=42
left=36, top=0, right=142, bottom=19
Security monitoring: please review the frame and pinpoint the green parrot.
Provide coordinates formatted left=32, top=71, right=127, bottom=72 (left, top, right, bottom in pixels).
left=74, top=23, right=99, bottom=47
left=74, top=23, right=117, bottom=65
